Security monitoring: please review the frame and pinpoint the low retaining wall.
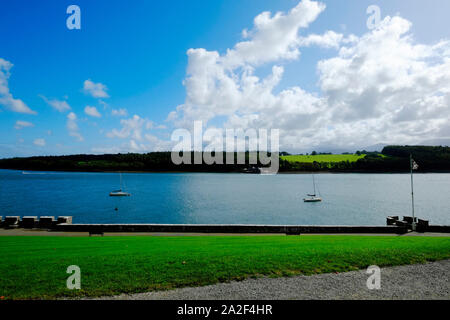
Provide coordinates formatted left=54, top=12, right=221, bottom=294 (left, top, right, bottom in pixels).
left=426, top=225, right=450, bottom=233
left=1, top=216, right=448, bottom=234
left=55, top=223, right=409, bottom=235
left=21, top=216, right=38, bottom=229
left=3, top=216, right=20, bottom=228
left=0, top=216, right=72, bottom=229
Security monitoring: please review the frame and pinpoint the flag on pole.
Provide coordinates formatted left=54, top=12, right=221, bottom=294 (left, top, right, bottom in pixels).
left=412, top=159, right=419, bottom=170
left=410, top=155, right=418, bottom=231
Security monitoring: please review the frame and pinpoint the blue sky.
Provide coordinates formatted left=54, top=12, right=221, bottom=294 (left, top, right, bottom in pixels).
left=1, top=0, right=450, bottom=157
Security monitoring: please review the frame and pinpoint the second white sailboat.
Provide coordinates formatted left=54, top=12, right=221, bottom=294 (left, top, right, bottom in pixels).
left=109, top=172, right=131, bottom=197
left=303, top=173, right=322, bottom=202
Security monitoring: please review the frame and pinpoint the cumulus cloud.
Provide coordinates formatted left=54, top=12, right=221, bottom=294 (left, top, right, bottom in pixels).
left=171, top=0, right=326, bottom=128
left=315, top=16, right=450, bottom=147
left=14, top=120, right=34, bottom=130
left=111, top=108, right=128, bottom=117
left=92, top=136, right=173, bottom=154
left=106, top=115, right=153, bottom=141
left=99, top=114, right=173, bottom=152
left=84, top=105, right=101, bottom=118
left=221, top=0, right=325, bottom=68
left=67, top=112, right=83, bottom=141
left=166, top=0, right=450, bottom=152
left=298, top=30, right=357, bottom=49
left=0, top=58, right=36, bottom=114
left=83, top=79, right=109, bottom=98
left=33, top=138, right=46, bottom=147
left=40, top=95, right=71, bottom=112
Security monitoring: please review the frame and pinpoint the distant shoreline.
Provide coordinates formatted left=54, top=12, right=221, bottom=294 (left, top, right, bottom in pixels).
left=2, top=146, right=450, bottom=174
left=4, top=168, right=450, bottom=174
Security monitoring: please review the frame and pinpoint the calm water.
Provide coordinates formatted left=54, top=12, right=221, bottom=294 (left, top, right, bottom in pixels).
left=0, top=169, right=449, bottom=225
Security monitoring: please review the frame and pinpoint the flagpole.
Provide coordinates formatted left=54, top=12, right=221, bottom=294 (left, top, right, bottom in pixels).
left=410, top=154, right=416, bottom=231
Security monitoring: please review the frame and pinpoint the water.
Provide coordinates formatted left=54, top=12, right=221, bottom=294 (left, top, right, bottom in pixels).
left=0, top=169, right=449, bottom=225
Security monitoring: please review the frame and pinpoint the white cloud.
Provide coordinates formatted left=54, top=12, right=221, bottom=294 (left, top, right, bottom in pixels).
left=83, top=79, right=109, bottom=98
left=314, top=16, right=450, bottom=147
left=111, top=108, right=128, bottom=117
left=0, top=58, right=36, bottom=114
left=14, top=120, right=34, bottom=130
left=84, top=105, right=101, bottom=118
left=100, top=114, right=172, bottom=152
left=166, top=0, right=450, bottom=152
left=298, top=30, right=357, bottom=49
left=40, top=95, right=71, bottom=112
left=67, top=112, right=83, bottom=141
left=98, top=100, right=108, bottom=109
left=174, top=0, right=326, bottom=128
left=33, top=138, right=46, bottom=147
left=221, top=0, right=326, bottom=68
left=92, top=136, right=173, bottom=154
left=106, top=115, right=152, bottom=141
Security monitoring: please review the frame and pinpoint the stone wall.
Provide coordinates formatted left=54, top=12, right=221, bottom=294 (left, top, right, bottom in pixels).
left=1, top=216, right=448, bottom=235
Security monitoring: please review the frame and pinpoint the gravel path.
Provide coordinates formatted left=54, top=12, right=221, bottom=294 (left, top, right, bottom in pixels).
left=96, top=260, right=450, bottom=300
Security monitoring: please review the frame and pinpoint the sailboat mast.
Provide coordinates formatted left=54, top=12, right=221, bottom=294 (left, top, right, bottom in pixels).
left=313, top=174, right=316, bottom=196
left=120, top=172, right=123, bottom=191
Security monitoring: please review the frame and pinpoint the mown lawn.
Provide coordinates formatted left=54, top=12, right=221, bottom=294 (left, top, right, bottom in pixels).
left=0, top=235, right=449, bottom=299
left=281, top=154, right=368, bottom=163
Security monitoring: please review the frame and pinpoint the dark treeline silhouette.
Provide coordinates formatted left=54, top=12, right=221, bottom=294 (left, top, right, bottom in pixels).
left=1, top=146, right=449, bottom=173
left=0, top=152, right=273, bottom=173
left=281, top=145, right=450, bottom=172
left=280, top=154, right=409, bottom=172
left=381, top=145, right=450, bottom=172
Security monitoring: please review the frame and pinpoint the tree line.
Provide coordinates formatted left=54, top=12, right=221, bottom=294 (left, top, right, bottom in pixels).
left=0, top=146, right=449, bottom=173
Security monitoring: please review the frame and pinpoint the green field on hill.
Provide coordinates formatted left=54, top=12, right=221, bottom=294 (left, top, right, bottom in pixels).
left=1, top=235, right=449, bottom=299
left=281, top=154, right=367, bottom=163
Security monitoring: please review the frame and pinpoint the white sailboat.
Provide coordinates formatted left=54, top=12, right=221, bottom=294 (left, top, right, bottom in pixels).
left=303, top=173, right=322, bottom=202
left=109, top=172, right=131, bottom=197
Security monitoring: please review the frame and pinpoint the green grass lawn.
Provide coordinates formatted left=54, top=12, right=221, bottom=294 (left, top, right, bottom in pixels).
left=281, top=154, right=368, bottom=163
left=1, top=235, right=449, bottom=299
